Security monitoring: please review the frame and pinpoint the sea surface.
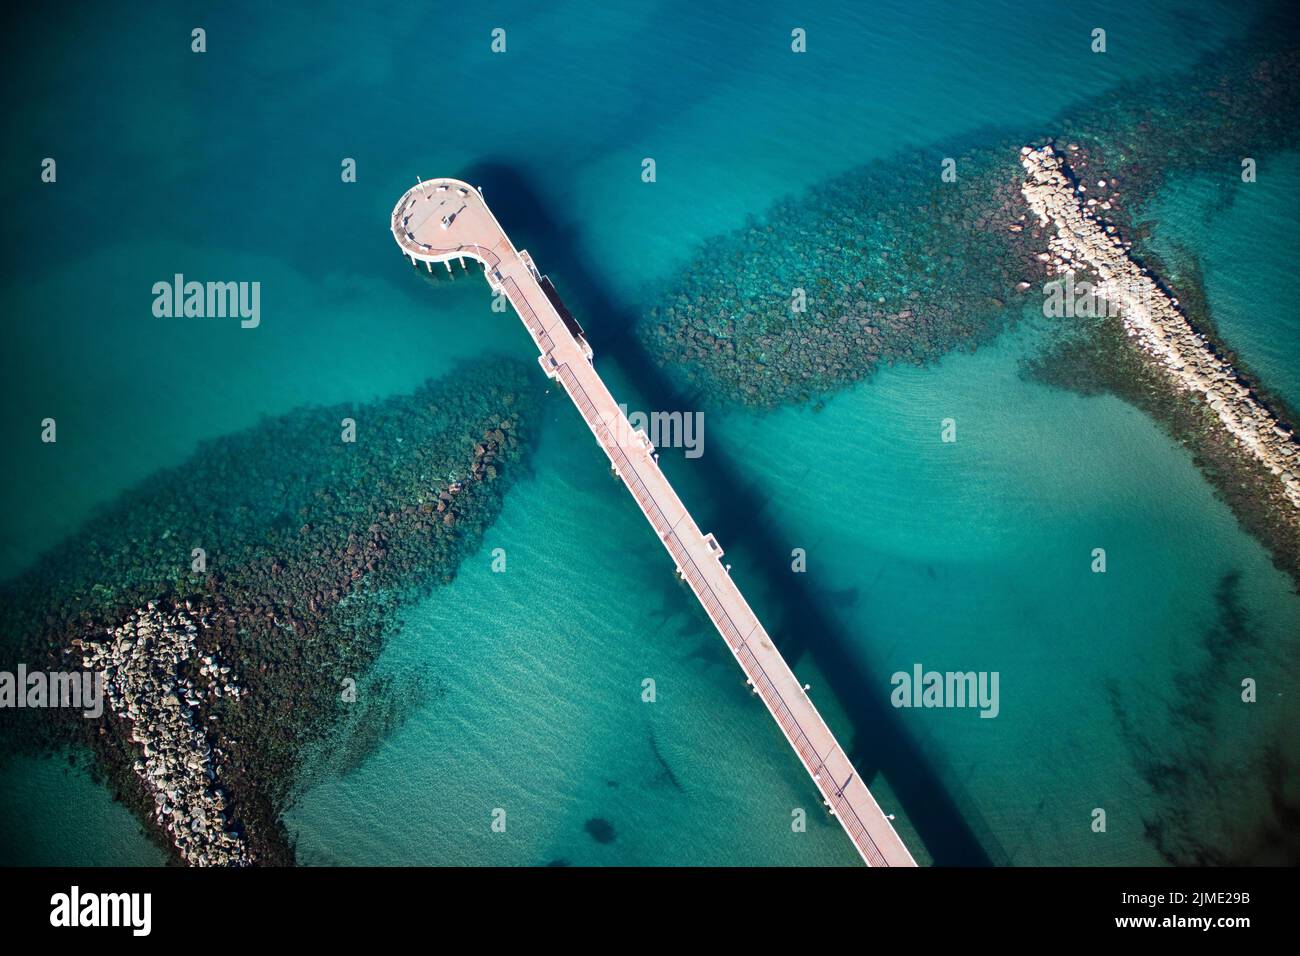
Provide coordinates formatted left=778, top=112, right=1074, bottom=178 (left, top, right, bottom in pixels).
left=1, top=0, right=1296, bottom=865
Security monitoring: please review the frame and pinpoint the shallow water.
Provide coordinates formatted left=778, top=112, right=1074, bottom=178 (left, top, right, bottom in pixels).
left=1, top=0, right=1296, bottom=865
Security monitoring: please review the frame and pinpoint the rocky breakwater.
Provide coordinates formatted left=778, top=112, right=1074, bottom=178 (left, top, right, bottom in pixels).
left=637, top=30, right=1299, bottom=412
left=1020, top=144, right=1300, bottom=511
left=75, top=602, right=250, bottom=866
left=0, top=358, right=542, bottom=864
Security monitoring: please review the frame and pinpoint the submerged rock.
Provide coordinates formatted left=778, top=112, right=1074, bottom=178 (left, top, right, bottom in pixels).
left=584, top=817, right=616, bottom=844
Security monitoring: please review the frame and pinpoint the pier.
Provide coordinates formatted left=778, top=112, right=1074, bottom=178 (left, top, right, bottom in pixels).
left=390, top=178, right=916, bottom=867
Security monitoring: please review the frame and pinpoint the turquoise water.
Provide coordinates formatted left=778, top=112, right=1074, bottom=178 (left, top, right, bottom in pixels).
left=1144, top=150, right=1300, bottom=410
left=1, top=1, right=1297, bottom=865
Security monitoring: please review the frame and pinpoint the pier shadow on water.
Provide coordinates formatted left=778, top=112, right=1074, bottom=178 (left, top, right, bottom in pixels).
left=459, top=161, right=1001, bottom=866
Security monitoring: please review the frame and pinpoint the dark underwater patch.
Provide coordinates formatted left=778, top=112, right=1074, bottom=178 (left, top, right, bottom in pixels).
left=1108, top=572, right=1300, bottom=864
left=584, top=817, right=616, bottom=844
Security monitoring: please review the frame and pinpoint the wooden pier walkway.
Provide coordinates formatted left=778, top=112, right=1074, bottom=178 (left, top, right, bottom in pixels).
left=390, top=178, right=916, bottom=867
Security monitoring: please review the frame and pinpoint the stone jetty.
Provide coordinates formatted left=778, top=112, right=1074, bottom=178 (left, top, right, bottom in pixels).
left=0, top=360, right=539, bottom=865
left=1020, top=144, right=1300, bottom=510
left=77, top=601, right=251, bottom=866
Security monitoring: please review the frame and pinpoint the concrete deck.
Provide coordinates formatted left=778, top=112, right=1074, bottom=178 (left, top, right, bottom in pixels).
left=391, top=178, right=916, bottom=867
